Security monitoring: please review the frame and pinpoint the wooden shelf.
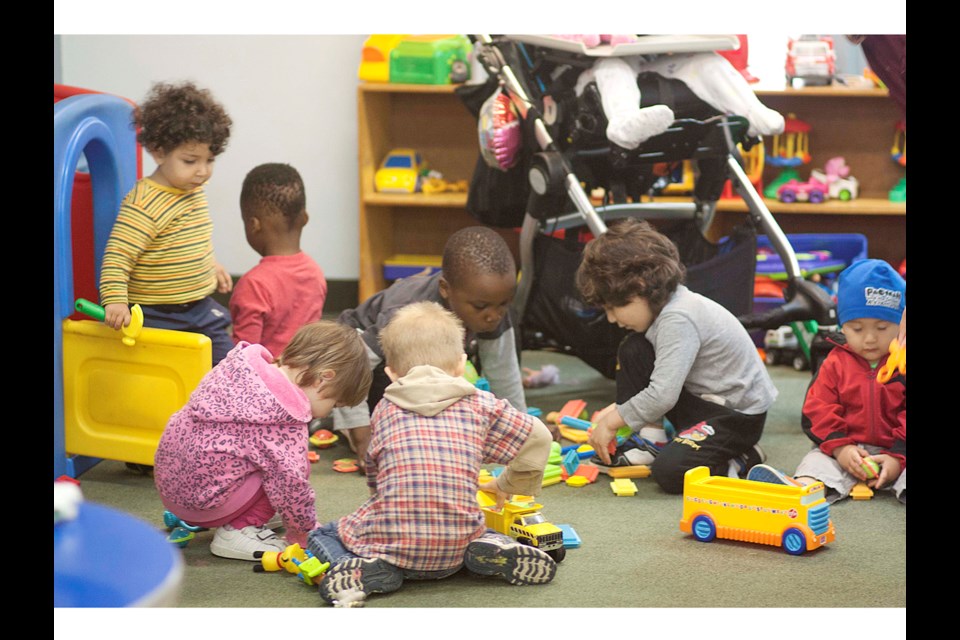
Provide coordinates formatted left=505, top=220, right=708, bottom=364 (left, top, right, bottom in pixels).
left=754, top=87, right=891, bottom=99
left=362, top=191, right=468, bottom=208
left=715, top=197, right=904, bottom=216
left=355, top=82, right=907, bottom=300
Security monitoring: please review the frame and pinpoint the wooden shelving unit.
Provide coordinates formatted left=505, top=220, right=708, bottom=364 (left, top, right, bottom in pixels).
left=356, top=83, right=520, bottom=301
left=356, top=83, right=906, bottom=301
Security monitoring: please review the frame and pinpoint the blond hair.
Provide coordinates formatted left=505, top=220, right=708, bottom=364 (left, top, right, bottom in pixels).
left=380, top=302, right=465, bottom=377
left=276, top=321, right=372, bottom=406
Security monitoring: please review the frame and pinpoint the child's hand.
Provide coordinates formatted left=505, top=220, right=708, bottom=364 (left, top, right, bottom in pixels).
left=103, top=303, right=131, bottom=331
left=479, top=479, right=511, bottom=510
left=587, top=403, right=623, bottom=466
left=834, top=444, right=871, bottom=481
left=214, top=262, right=233, bottom=294
left=867, top=453, right=902, bottom=489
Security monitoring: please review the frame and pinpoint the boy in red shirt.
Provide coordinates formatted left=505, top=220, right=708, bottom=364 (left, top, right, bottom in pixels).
left=230, top=163, right=327, bottom=357
left=751, top=259, right=906, bottom=503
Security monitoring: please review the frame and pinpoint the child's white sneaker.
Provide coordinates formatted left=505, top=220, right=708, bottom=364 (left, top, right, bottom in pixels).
left=210, top=524, right=286, bottom=560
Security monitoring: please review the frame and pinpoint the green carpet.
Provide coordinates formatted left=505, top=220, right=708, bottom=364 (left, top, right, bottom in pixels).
left=69, top=350, right=906, bottom=614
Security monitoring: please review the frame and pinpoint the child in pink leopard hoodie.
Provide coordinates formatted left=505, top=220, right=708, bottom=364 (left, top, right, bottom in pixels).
left=154, top=321, right=372, bottom=560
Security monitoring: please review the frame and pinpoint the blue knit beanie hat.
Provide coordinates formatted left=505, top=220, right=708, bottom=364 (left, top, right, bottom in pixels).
left=837, top=259, right=906, bottom=326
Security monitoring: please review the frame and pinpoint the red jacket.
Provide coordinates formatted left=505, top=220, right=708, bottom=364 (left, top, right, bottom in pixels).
left=801, top=343, right=906, bottom=468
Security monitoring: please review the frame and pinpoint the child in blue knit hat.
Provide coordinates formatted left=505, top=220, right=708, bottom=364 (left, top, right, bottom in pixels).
left=750, top=259, right=907, bottom=504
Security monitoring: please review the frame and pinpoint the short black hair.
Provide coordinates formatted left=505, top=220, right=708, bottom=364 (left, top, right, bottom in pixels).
left=240, top=163, right=306, bottom=227
left=134, top=81, right=232, bottom=155
left=442, top=226, right=516, bottom=287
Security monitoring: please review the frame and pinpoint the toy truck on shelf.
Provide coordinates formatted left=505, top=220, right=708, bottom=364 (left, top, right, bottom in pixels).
left=679, top=466, right=835, bottom=555
left=477, top=491, right=566, bottom=562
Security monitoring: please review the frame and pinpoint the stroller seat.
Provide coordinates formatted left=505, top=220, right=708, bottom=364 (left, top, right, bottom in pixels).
left=462, top=35, right=837, bottom=378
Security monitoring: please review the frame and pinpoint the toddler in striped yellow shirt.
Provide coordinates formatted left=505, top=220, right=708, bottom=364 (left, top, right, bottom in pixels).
left=99, top=81, right=235, bottom=364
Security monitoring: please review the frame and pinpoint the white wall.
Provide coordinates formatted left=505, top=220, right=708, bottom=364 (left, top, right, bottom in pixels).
left=60, top=35, right=367, bottom=280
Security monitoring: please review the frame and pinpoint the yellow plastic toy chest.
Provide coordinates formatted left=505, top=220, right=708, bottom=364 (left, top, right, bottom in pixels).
left=61, top=319, right=211, bottom=466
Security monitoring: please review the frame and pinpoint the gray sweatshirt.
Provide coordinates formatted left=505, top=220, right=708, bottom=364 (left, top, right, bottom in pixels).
left=617, top=285, right=778, bottom=429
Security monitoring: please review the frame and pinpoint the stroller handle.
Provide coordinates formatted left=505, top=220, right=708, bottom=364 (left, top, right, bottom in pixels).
left=738, top=279, right=837, bottom=331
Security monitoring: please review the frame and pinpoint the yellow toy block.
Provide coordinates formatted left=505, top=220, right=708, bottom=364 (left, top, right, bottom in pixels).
left=62, top=319, right=211, bottom=467
left=541, top=475, right=563, bottom=487
left=851, top=482, right=874, bottom=500
left=610, top=478, right=638, bottom=496
left=558, top=425, right=590, bottom=444
left=565, top=475, right=590, bottom=488
left=608, top=465, right=651, bottom=479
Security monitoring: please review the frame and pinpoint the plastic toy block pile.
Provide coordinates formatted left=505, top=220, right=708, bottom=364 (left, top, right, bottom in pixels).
left=530, top=399, right=651, bottom=495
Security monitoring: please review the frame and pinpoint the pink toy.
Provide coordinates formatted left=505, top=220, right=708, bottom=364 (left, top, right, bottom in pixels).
left=478, top=90, right=522, bottom=170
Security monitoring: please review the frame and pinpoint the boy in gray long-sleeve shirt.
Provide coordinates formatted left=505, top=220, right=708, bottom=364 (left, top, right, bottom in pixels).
left=576, top=218, right=777, bottom=493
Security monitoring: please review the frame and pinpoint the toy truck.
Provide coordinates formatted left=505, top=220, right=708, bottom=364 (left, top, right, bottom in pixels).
left=679, top=466, right=835, bottom=555
left=477, top=491, right=566, bottom=562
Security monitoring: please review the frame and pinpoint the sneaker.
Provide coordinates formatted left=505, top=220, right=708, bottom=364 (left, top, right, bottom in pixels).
left=264, top=512, right=284, bottom=531
left=733, top=444, right=766, bottom=478
left=464, top=534, right=557, bottom=586
left=747, top=463, right=801, bottom=486
left=590, top=434, right=660, bottom=473
left=318, top=557, right=403, bottom=605
left=210, top=524, right=287, bottom=560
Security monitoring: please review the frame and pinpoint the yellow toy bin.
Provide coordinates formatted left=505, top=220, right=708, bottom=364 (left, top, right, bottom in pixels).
left=62, top=319, right=211, bottom=467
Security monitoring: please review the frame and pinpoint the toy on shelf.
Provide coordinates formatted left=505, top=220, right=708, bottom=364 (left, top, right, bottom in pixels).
left=75, top=298, right=144, bottom=346
left=764, top=114, right=811, bottom=198
left=808, top=157, right=860, bottom=202
left=785, top=36, right=835, bottom=88
left=889, top=121, right=906, bottom=202
left=680, top=466, right=835, bottom=555
left=388, top=35, right=472, bottom=85
left=374, top=148, right=427, bottom=194
left=358, top=35, right=409, bottom=82
left=477, top=490, right=567, bottom=562
left=776, top=154, right=858, bottom=204
left=876, top=338, right=906, bottom=384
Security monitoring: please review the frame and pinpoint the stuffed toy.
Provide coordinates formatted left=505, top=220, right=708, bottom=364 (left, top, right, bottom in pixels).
left=559, top=35, right=785, bottom=149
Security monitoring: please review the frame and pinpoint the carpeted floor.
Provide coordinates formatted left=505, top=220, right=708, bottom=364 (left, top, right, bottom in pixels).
left=64, top=349, right=906, bottom=627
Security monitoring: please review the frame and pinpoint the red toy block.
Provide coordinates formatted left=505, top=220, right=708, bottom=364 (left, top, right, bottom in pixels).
left=573, top=464, right=599, bottom=483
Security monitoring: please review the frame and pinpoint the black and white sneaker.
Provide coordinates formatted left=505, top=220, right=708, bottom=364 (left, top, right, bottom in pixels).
left=590, top=433, right=661, bottom=474
left=464, top=534, right=557, bottom=586
left=318, top=557, right=403, bottom=605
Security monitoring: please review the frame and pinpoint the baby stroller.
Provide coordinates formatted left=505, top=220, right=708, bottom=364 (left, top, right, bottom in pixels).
left=458, top=35, right=836, bottom=378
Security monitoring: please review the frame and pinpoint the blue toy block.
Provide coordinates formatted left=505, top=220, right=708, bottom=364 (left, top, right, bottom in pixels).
left=562, top=449, right=580, bottom=475
left=490, top=465, right=504, bottom=477
left=557, top=524, right=581, bottom=549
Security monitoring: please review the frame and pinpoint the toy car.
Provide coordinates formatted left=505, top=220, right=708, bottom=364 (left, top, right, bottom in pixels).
left=810, top=168, right=859, bottom=201
left=785, top=36, right=835, bottom=87
left=776, top=176, right=828, bottom=204
left=374, top=148, right=425, bottom=194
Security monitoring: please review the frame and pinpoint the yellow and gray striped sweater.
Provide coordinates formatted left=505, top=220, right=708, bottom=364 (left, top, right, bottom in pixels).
left=99, top=177, right=217, bottom=306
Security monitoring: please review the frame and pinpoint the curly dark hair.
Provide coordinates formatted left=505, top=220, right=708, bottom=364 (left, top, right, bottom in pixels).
left=134, top=81, right=232, bottom=155
left=576, top=218, right=685, bottom=314
left=442, top=226, right=516, bottom=287
left=240, top=163, right=306, bottom=227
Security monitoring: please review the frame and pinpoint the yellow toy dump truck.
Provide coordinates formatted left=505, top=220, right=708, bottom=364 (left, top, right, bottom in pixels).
left=679, top=466, right=835, bottom=555
left=477, top=491, right=566, bottom=562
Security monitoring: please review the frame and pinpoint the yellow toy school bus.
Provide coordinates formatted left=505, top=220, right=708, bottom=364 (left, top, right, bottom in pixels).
left=679, top=466, right=835, bottom=555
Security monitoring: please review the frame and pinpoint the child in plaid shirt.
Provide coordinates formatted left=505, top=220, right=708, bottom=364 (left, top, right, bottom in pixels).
left=308, top=301, right=556, bottom=606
